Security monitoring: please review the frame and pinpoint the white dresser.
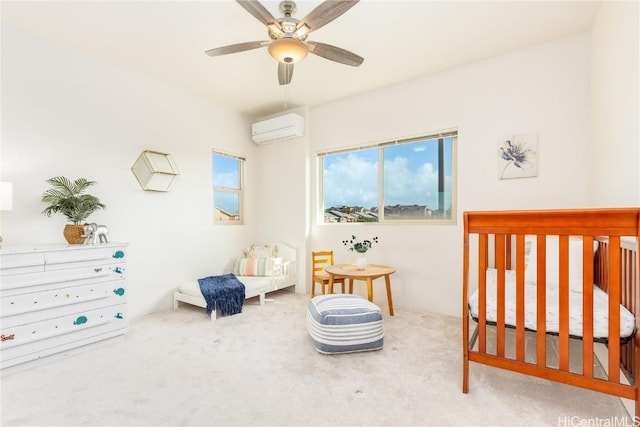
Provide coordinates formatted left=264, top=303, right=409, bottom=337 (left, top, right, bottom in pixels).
left=0, top=243, right=128, bottom=375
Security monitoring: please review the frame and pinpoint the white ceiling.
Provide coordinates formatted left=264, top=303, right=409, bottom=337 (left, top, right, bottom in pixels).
left=2, top=0, right=601, bottom=117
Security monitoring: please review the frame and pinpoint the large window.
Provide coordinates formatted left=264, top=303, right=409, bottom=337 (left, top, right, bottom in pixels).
left=320, top=131, right=456, bottom=223
left=212, top=151, right=244, bottom=224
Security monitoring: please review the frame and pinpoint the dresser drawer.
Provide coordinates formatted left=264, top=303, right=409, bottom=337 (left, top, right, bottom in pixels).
left=0, top=252, right=46, bottom=276
left=45, top=246, right=126, bottom=270
left=1, top=279, right=127, bottom=325
left=0, top=263, right=125, bottom=293
left=1, top=303, right=128, bottom=365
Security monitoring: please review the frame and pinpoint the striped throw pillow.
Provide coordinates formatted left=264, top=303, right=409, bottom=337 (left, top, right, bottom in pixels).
left=233, top=257, right=282, bottom=276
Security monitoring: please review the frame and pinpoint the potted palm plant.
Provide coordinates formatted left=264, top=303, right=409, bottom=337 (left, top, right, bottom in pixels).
left=41, top=176, right=106, bottom=244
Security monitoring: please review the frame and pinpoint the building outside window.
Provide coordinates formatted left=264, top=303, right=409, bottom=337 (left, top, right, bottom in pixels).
left=320, top=130, right=457, bottom=224
left=212, top=151, right=244, bottom=224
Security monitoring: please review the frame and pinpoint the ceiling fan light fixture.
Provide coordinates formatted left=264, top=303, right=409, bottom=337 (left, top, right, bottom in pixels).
left=268, top=38, right=308, bottom=64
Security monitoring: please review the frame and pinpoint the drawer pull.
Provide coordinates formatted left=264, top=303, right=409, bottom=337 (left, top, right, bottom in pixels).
left=1, top=334, right=16, bottom=342
left=112, top=250, right=125, bottom=259
left=94, top=267, right=103, bottom=273
left=114, top=267, right=123, bottom=274
left=113, top=287, right=126, bottom=296
left=115, top=312, right=124, bottom=319
left=73, top=316, right=88, bottom=325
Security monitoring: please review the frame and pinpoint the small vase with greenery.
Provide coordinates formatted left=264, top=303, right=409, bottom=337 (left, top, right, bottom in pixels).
left=342, top=235, right=378, bottom=269
left=41, top=176, right=106, bottom=244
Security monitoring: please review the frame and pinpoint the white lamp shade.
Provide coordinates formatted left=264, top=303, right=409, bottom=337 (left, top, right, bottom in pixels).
left=0, top=182, right=13, bottom=211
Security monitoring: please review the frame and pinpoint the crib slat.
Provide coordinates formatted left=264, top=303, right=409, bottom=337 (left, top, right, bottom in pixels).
left=598, top=241, right=609, bottom=293
left=621, top=247, right=631, bottom=375
left=608, top=237, right=621, bottom=384
left=558, top=235, right=570, bottom=372
left=506, top=234, right=512, bottom=270
left=496, top=234, right=506, bottom=358
left=478, top=234, right=488, bottom=354
left=515, top=234, right=526, bottom=362
left=582, top=236, right=594, bottom=378
left=631, top=243, right=639, bottom=388
left=536, top=235, right=547, bottom=368
left=622, top=242, right=638, bottom=380
left=622, top=244, right=635, bottom=376
left=462, top=216, right=470, bottom=393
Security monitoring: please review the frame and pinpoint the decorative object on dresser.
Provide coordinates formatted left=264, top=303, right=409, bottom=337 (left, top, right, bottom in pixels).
left=0, top=243, right=128, bottom=376
left=131, top=150, right=179, bottom=192
left=82, top=223, right=109, bottom=244
left=173, top=242, right=297, bottom=321
left=40, top=176, right=106, bottom=244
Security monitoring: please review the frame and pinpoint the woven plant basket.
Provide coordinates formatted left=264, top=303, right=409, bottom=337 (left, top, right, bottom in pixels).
left=63, top=224, right=85, bottom=244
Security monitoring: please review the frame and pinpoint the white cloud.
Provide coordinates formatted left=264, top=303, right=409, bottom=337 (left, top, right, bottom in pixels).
left=384, top=156, right=438, bottom=207
left=323, top=150, right=452, bottom=211
left=323, top=153, right=378, bottom=208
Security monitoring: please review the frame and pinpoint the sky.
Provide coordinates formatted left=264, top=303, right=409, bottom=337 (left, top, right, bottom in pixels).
left=322, top=137, right=453, bottom=211
left=212, top=154, right=240, bottom=214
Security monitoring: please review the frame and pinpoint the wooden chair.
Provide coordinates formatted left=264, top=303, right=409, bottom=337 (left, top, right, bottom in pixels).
left=311, top=251, right=347, bottom=298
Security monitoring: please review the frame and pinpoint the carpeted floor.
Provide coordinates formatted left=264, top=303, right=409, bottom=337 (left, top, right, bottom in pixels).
left=0, top=290, right=631, bottom=426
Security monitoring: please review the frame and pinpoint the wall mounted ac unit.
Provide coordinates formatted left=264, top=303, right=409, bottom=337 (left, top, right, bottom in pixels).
left=251, top=113, right=304, bottom=145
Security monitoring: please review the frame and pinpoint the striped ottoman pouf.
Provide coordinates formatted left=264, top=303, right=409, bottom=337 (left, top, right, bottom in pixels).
left=307, top=294, right=384, bottom=354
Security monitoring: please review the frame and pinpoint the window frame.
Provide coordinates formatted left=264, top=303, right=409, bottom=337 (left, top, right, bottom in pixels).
left=212, top=149, right=245, bottom=225
left=318, top=129, right=457, bottom=225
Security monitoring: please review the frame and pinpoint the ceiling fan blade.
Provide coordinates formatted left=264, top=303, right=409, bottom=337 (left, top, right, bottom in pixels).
left=298, top=0, right=359, bottom=33
left=236, top=0, right=279, bottom=27
left=306, top=41, right=364, bottom=67
left=278, top=62, right=294, bottom=85
left=205, top=41, right=269, bottom=57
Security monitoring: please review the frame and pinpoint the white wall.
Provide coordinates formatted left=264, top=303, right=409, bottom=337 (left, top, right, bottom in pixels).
left=0, top=24, right=259, bottom=319
left=307, top=35, right=591, bottom=316
left=590, top=0, right=640, bottom=206
left=252, top=106, right=310, bottom=290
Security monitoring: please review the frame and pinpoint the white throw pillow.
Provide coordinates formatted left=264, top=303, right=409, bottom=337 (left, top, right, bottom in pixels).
left=243, top=244, right=278, bottom=258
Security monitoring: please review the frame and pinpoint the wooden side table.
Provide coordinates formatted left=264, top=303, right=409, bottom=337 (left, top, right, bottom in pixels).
left=324, top=264, right=396, bottom=316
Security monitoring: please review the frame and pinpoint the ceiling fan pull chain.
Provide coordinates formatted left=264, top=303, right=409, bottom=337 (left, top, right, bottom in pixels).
left=283, top=84, right=289, bottom=111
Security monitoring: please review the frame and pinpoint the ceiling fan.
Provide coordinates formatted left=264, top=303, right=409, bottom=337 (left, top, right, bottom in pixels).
left=205, top=0, right=364, bottom=85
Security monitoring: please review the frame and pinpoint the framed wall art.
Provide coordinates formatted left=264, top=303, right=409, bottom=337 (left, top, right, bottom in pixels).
left=498, top=132, right=538, bottom=180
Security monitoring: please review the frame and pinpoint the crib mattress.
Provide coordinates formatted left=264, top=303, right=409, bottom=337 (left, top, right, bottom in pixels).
left=178, top=276, right=272, bottom=299
left=468, top=269, right=636, bottom=340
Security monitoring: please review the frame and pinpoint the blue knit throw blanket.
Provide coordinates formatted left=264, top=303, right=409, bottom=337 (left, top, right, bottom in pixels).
left=198, top=274, right=246, bottom=316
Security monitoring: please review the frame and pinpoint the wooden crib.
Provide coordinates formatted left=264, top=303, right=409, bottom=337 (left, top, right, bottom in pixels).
left=462, top=208, right=640, bottom=416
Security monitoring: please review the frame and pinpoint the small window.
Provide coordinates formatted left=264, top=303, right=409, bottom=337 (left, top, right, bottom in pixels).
left=320, top=131, right=457, bottom=224
left=212, top=151, right=244, bottom=224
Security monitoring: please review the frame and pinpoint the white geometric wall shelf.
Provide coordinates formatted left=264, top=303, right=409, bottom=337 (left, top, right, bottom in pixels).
left=131, top=150, right=179, bottom=192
